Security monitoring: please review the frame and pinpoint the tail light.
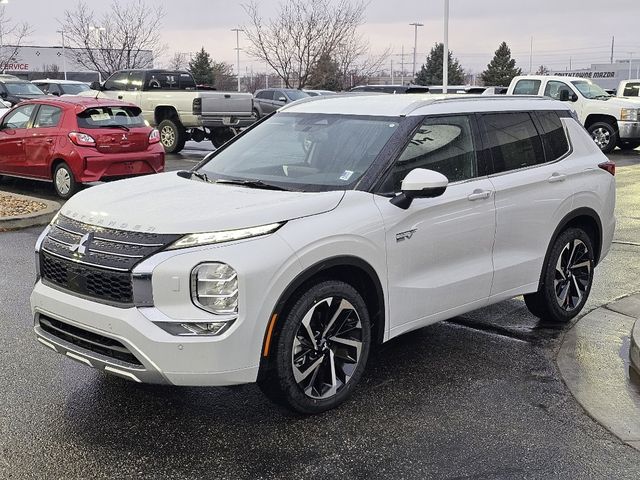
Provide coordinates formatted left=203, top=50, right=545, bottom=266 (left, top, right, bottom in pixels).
left=193, top=97, right=202, bottom=115
left=148, top=129, right=160, bottom=144
left=68, top=132, right=96, bottom=147
left=598, top=160, right=615, bottom=176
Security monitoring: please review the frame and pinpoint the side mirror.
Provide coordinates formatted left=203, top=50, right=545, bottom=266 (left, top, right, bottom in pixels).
left=51, top=91, right=61, bottom=96
left=89, top=81, right=101, bottom=90
left=0, top=92, right=6, bottom=99
left=278, top=96, right=287, bottom=103
left=390, top=168, right=449, bottom=209
left=559, top=90, right=570, bottom=102
left=571, top=93, right=578, bottom=102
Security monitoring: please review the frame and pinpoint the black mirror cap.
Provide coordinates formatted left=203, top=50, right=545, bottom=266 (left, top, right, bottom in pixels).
left=89, top=81, right=101, bottom=90
left=571, top=93, right=579, bottom=102
left=390, top=186, right=447, bottom=209
left=559, top=90, right=570, bottom=102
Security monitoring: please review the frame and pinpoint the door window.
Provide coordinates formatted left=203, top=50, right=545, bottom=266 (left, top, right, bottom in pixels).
left=128, top=72, right=145, bottom=91
left=2, top=104, right=37, bottom=129
left=481, top=112, right=545, bottom=173
left=35, top=83, right=49, bottom=93
left=381, top=115, right=478, bottom=192
left=103, top=72, right=130, bottom=91
left=33, top=105, right=63, bottom=128
left=543, top=81, right=572, bottom=100
left=535, top=111, right=570, bottom=161
left=256, top=90, right=273, bottom=100
left=512, top=79, right=541, bottom=95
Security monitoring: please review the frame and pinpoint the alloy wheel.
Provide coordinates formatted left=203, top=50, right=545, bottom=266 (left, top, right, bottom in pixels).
left=160, top=125, right=175, bottom=147
left=55, top=168, right=71, bottom=196
left=591, top=127, right=610, bottom=149
left=291, top=297, right=363, bottom=399
left=553, top=239, right=591, bottom=311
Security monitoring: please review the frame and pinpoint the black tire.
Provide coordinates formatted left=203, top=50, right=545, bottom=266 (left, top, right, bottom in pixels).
left=158, top=118, right=186, bottom=154
left=210, top=127, right=236, bottom=148
left=524, top=227, right=594, bottom=323
left=252, top=107, right=261, bottom=119
left=258, top=280, right=371, bottom=414
left=618, top=140, right=640, bottom=151
left=587, top=121, right=617, bottom=153
left=52, top=162, right=77, bottom=199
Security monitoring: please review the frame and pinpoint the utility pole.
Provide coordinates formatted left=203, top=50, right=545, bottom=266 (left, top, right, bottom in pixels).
left=409, top=22, right=424, bottom=81
left=569, top=56, right=572, bottom=70
left=390, top=59, right=394, bottom=84
left=629, top=52, right=634, bottom=80
left=611, top=36, right=615, bottom=64
left=529, top=36, right=533, bottom=74
left=56, top=30, right=67, bottom=80
left=401, top=45, right=405, bottom=85
left=442, top=1, right=449, bottom=93
left=231, top=28, right=244, bottom=92
left=89, top=26, right=106, bottom=83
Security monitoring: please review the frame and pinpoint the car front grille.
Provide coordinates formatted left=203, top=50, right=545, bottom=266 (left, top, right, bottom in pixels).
left=39, top=314, right=143, bottom=366
left=39, top=215, right=181, bottom=305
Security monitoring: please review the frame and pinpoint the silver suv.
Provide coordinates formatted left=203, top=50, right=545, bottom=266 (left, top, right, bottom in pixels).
left=253, top=88, right=309, bottom=118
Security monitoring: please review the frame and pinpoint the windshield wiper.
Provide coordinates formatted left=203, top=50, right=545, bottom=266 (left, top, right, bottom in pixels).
left=215, top=178, right=290, bottom=191
left=594, top=94, right=611, bottom=99
left=177, top=170, right=211, bottom=182
left=98, top=124, right=130, bottom=131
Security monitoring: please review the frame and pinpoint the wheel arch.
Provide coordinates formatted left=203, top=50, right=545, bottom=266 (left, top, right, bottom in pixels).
left=538, top=207, right=603, bottom=288
left=51, top=158, right=68, bottom=179
left=154, top=105, right=180, bottom=125
left=584, top=114, right=618, bottom=130
left=259, top=255, right=386, bottom=369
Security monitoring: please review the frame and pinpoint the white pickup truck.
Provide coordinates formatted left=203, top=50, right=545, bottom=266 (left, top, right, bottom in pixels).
left=82, top=69, right=255, bottom=153
left=616, top=79, right=640, bottom=98
left=507, top=75, right=640, bottom=152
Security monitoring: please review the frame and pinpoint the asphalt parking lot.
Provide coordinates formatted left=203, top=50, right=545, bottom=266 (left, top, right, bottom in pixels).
left=1, top=147, right=640, bottom=479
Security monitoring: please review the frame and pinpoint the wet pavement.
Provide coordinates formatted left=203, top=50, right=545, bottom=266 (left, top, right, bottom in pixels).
left=1, top=149, right=640, bottom=478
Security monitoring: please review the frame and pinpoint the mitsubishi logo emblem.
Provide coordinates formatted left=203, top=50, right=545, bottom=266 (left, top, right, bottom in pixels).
left=121, top=134, right=128, bottom=141
left=69, top=232, right=94, bottom=256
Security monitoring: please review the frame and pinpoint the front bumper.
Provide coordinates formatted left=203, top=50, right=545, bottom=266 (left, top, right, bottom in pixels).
left=617, top=120, right=640, bottom=140
left=31, top=281, right=259, bottom=386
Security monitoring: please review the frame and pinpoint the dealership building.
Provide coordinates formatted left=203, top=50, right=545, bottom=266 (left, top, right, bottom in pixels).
left=2, top=45, right=153, bottom=82
left=552, top=60, right=640, bottom=90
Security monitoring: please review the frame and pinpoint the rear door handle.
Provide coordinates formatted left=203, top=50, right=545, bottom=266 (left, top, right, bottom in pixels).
left=467, top=189, right=492, bottom=201
left=548, top=173, right=567, bottom=183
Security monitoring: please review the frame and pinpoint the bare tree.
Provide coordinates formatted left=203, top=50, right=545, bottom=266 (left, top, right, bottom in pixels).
left=167, top=52, right=189, bottom=71
left=242, top=0, right=367, bottom=88
left=0, top=7, right=32, bottom=73
left=334, top=32, right=389, bottom=89
left=61, top=0, right=165, bottom=80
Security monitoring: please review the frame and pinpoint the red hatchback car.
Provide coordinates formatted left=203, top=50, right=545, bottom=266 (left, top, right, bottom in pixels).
left=0, top=96, right=164, bottom=198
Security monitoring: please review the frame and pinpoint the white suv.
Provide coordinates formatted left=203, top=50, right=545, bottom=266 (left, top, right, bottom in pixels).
left=31, top=94, right=616, bottom=413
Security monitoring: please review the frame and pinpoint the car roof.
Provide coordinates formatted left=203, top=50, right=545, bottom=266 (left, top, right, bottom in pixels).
left=512, top=75, right=593, bottom=83
left=281, top=93, right=572, bottom=117
left=18, top=96, right=138, bottom=111
left=32, top=79, right=87, bottom=84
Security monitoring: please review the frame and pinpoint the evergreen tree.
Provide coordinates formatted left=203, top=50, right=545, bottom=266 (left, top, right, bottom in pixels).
left=481, top=42, right=522, bottom=87
left=415, top=43, right=465, bottom=86
left=307, top=53, right=342, bottom=91
left=188, top=47, right=214, bottom=85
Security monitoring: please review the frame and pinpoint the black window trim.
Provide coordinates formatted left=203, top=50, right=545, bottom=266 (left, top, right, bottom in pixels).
left=478, top=109, right=574, bottom=178
left=32, top=103, right=63, bottom=129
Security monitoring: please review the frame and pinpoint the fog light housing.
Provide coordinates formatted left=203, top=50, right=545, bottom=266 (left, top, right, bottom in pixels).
left=155, top=320, right=234, bottom=336
left=191, top=263, right=238, bottom=315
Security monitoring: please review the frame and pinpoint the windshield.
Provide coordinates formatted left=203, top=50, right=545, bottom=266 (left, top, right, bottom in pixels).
left=61, top=83, right=91, bottom=95
left=197, top=113, right=401, bottom=191
left=5, top=82, right=44, bottom=95
left=571, top=80, right=611, bottom=99
left=286, top=90, right=309, bottom=101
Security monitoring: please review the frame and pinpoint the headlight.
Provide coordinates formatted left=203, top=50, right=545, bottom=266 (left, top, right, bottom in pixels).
left=191, top=263, right=238, bottom=315
left=620, top=108, right=640, bottom=122
left=167, top=222, right=284, bottom=250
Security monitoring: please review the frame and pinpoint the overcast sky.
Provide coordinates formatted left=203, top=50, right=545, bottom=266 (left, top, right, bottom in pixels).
left=9, top=0, right=640, bottom=75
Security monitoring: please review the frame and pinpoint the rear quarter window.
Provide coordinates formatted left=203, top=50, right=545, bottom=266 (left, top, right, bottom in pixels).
left=77, top=106, right=146, bottom=129
left=512, top=79, right=541, bottom=95
left=535, top=111, right=570, bottom=161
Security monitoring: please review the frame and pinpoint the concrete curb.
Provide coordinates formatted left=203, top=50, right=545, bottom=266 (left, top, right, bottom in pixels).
left=0, top=192, right=59, bottom=231
left=557, top=293, right=640, bottom=452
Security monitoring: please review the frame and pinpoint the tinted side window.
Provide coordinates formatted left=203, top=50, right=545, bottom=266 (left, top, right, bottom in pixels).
left=33, top=105, right=63, bottom=128
left=35, top=83, right=49, bottom=93
left=256, top=90, right=273, bottom=100
left=382, top=115, right=478, bottom=192
left=623, top=82, right=640, bottom=97
left=48, top=84, right=61, bottom=95
left=3, top=104, right=36, bottom=129
left=481, top=112, right=544, bottom=173
left=103, top=72, right=130, bottom=91
left=129, top=72, right=145, bottom=91
left=513, top=79, right=541, bottom=95
left=536, top=111, right=569, bottom=161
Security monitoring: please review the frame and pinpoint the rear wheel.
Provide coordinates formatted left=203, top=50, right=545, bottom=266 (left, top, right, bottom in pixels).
left=158, top=119, right=186, bottom=153
left=53, top=162, right=77, bottom=199
left=259, top=280, right=371, bottom=414
left=524, top=228, right=594, bottom=323
left=618, top=140, right=640, bottom=151
left=252, top=108, right=260, bottom=119
left=588, top=122, right=617, bottom=153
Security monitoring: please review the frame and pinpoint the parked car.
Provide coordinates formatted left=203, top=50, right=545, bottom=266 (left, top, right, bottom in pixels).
left=303, top=89, right=336, bottom=96
left=349, top=84, right=430, bottom=94
left=253, top=88, right=309, bottom=117
left=481, top=86, right=509, bottom=95
left=507, top=75, right=640, bottom=152
left=616, top=79, right=640, bottom=98
left=0, top=74, right=47, bottom=106
left=31, top=94, right=614, bottom=413
left=0, top=96, right=164, bottom=198
left=424, top=85, right=487, bottom=94
left=32, top=79, right=92, bottom=96
left=81, top=69, right=254, bottom=153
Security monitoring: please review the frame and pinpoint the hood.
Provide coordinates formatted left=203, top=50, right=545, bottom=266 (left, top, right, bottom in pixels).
left=598, top=97, right=640, bottom=108
left=59, top=172, right=345, bottom=234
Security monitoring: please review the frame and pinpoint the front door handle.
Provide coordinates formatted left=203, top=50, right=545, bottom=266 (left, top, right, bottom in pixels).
left=548, top=173, right=567, bottom=183
left=467, top=189, right=492, bottom=201
left=117, top=95, right=123, bottom=100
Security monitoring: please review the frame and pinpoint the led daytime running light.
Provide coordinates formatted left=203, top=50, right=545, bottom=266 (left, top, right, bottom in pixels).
left=168, top=222, right=284, bottom=250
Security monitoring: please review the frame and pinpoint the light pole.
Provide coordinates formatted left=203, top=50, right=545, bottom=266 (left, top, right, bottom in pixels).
left=231, top=28, right=244, bottom=92
left=89, top=25, right=105, bottom=83
left=629, top=52, right=634, bottom=80
left=56, top=29, right=67, bottom=80
left=442, top=1, right=449, bottom=93
left=409, top=22, right=424, bottom=81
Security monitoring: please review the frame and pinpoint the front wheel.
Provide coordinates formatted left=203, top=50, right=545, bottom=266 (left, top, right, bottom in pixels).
left=53, top=162, right=78, bottom=199
left=524, top=227, right=594, bottom=323
left=158, top=119, right=187, bottom=153
left=588, top=122, right=617, bottom=153
left=259, top=280, right=371, bottom=414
